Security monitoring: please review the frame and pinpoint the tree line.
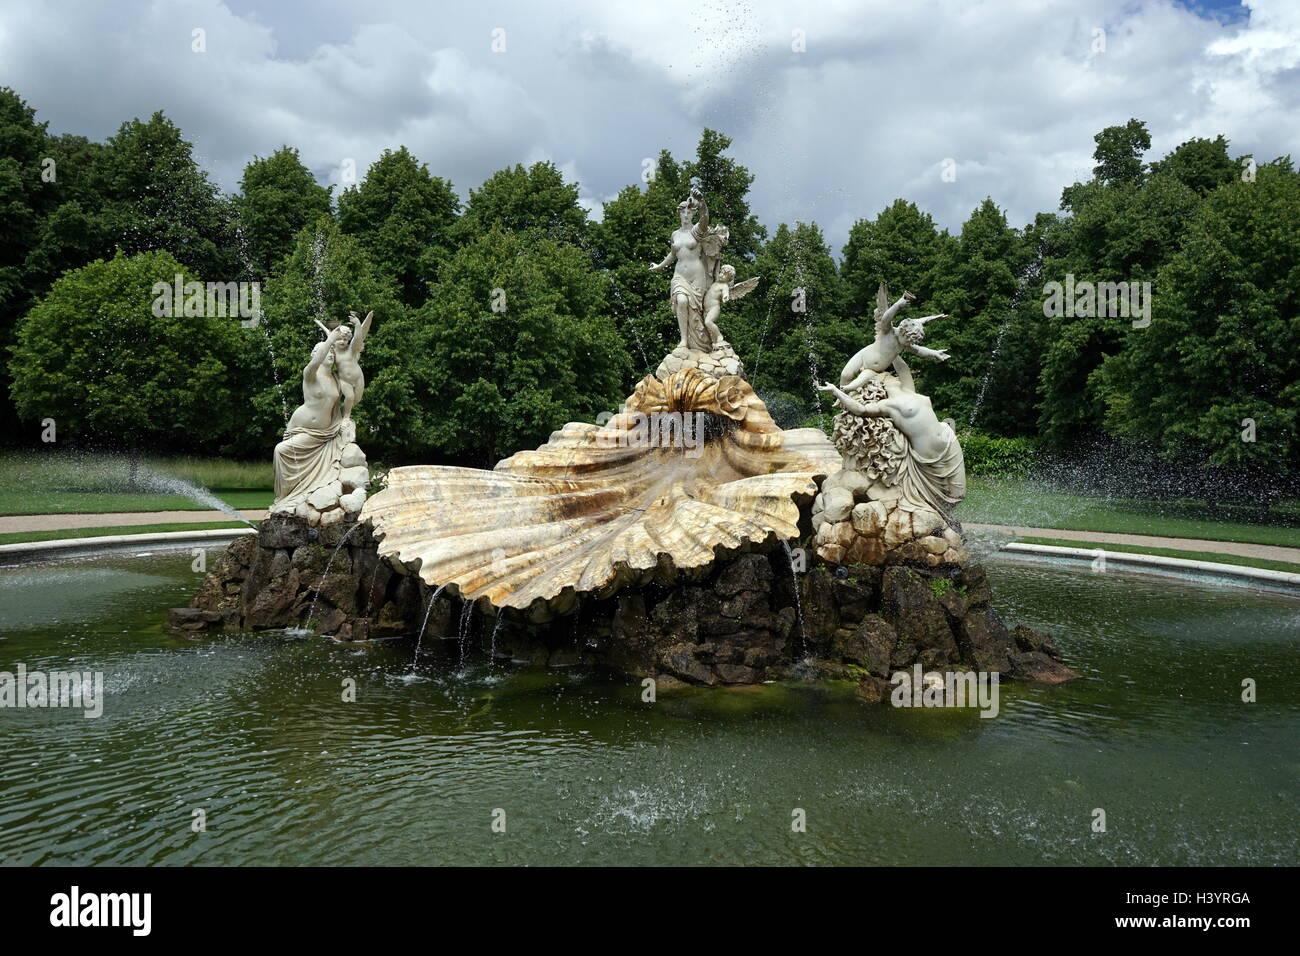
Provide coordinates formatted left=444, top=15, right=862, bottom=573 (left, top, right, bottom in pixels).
left=2, top=87, right=1296, bottom=479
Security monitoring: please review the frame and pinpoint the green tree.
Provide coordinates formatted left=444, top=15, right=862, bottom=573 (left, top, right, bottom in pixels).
left=841, top=199, right=952, bottom=319
left=90, top=112, right=237, bottom=279
left=923, top=199, right=1039, bottom=432
left=1089, top=118, right=1151, bottom=187
left=681, top=129, right=766, bottom=262
left=456, top=161, right=588, bottom=247
left=733, top=221, right=847, bottom=421
left=390, top=227, right=632, bottom=463
left=234, top=147, right=332, bottom=278
left=1147, top=134, right=1239, bottom=196
left=8, top=250, right=243, bottom=449
left=591, top=150, right=690, bottom=369
left=336, top=146, right=459, bottom=306
left=1098, top=161, right=1300, bottom=474
left=1041, top=125, right=1204, bottom=444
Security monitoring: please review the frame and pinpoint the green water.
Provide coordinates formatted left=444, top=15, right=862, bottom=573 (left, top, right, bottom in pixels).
left=0, top=548, right=1296, bottom=866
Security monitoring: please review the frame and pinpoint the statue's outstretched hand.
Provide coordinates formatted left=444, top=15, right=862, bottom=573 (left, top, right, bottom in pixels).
left=815, top=381, right=837, bottom=393
left=933, top=349, right=951, bottom=361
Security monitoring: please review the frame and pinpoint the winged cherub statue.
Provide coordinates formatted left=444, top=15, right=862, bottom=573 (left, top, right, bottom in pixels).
left=839, top=284, right=948, bottom=392
left=701, top=264, right=759, bottom=350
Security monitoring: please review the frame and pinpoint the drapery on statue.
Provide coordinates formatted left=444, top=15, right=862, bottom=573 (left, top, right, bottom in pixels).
left=650, top=186, right=737, bottom=353
left=818, top=357, right=966, bottom=517
left=270, top=312, right=374, bottom=523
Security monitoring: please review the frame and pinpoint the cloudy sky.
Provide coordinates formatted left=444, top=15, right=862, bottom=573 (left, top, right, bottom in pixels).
left=2, top=0, right=1296, bottom=251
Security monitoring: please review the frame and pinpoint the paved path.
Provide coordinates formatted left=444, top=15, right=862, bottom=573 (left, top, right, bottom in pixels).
left=0, top=509, right=268, bottom=533
left=4, top=511, right=1298, bottom=567
left=964, top=522, right=1300, bottom=565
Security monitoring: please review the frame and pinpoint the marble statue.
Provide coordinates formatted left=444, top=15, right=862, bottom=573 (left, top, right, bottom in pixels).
left=839, top=285, right=948, bottom=390
left=650, top=186, right=731, bottom=352
left=810, top=286, right=968, bottom=566
left=701, top=264, right=759, bottom=351
left=332, top=310, right=374, bottom=420
left=650, top=188, right=748, bottom=380
left=818, top=357, right=966, bottom=516
left=270, top=314, right=374, bottom=525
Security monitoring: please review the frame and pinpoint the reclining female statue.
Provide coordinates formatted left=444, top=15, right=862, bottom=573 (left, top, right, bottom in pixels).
left=817, top=357, right=966, bottom=517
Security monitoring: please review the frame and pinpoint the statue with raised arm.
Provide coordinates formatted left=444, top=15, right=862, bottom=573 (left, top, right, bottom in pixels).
left=331, top=310, right=373, bottom=420
left=839, top=284, right=949, bottom=392
left=650, top=186, right=733, bottom=353
left=270, top=316, right=373, bottom=523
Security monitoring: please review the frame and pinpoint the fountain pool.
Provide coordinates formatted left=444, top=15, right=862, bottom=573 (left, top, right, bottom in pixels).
left=0, top=549, right=1296, bottom=866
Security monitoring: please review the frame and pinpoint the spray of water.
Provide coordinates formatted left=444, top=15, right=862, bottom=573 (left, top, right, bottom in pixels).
left=413, top=584, right=449, bottom=664
left=781, top=541, right=808, bottom=656
left=125, top=463, right=253, bottom=525
left=969, top=243, right=1046, bottom=428
left=306, top=523, right=359, bottom=625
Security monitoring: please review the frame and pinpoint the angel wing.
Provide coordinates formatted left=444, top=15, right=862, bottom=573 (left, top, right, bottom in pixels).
left=874, top=283, right=893, bottom=336
left=698, top=224, right=731, bottom=263
left=728, top=277, right=760, bottom=300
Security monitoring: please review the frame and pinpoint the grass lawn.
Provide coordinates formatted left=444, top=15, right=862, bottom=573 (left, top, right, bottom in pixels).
left=964, top=477, right=1300, bottom=549
left=1017, top=536, right=1300, bottom=576
left=0, top=489, right=273, bottom=515
left=0, top=521, right=254, bottom=547
left=0, top=451, right=273, bottom=515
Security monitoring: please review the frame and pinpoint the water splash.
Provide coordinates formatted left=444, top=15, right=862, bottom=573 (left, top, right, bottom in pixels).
left=601, top=269, right=652, bottom=373
left=128, top=463, right=253, bottom=525
left=969, top=243, right=1045, bottom=427
left=458, top=601, right=475, bottom=669
left=781, top=540, right=808, bottom=656
left=488, top=612, right=505, bottom=666
left=413, top=584, right=449, bottom=663
left=306, top=523, right=359, bottom=626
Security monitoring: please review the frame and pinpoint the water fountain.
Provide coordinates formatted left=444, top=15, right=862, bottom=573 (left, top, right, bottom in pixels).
left=175, top=187, right=1074, bottom=696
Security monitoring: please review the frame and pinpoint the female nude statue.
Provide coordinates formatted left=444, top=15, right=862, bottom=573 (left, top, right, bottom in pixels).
left=271, top=323, right=356, bottom=511
left=817, top=357, right=966, bottom=515
left=649, top=187, right=730, bottom=351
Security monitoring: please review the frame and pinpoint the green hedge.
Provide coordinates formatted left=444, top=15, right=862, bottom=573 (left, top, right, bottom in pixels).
left=958, top=433, right=1038, bottom=478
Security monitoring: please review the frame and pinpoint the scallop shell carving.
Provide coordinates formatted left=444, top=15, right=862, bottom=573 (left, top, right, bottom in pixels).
left=361, top=368, right=841, bottom=612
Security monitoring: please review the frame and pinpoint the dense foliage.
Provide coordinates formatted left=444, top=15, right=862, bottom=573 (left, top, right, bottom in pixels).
left=3, top=85, right=1296, bottom=480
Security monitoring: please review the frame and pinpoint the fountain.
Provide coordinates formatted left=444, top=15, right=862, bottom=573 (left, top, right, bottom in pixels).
left=174, top=188, right=1075, bottom=696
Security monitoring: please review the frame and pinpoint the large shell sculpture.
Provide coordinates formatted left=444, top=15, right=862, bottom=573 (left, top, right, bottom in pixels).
left=362, top=368, right=841, bottom=616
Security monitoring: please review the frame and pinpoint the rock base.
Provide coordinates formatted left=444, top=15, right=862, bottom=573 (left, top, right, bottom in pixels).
left=655, top=343, right=744, bottom=380
left=172, top=519, right=1078, bottom=699
left=169, top=512, right=445, bottom=640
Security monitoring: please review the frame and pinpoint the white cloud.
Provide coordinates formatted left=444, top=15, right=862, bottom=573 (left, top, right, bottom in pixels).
left=1, top=0, right=1295, bottom=252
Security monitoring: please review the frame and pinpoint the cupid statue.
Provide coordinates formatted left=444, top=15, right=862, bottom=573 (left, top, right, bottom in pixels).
left=650, top=187, right=742, bottom=352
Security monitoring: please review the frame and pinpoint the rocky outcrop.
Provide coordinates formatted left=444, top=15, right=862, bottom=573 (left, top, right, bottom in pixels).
left=172, top=517, right=1078, bottom=696
left=655, top=343, right=744, bottom=380
left=169, top=512, right=450, bottom=642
